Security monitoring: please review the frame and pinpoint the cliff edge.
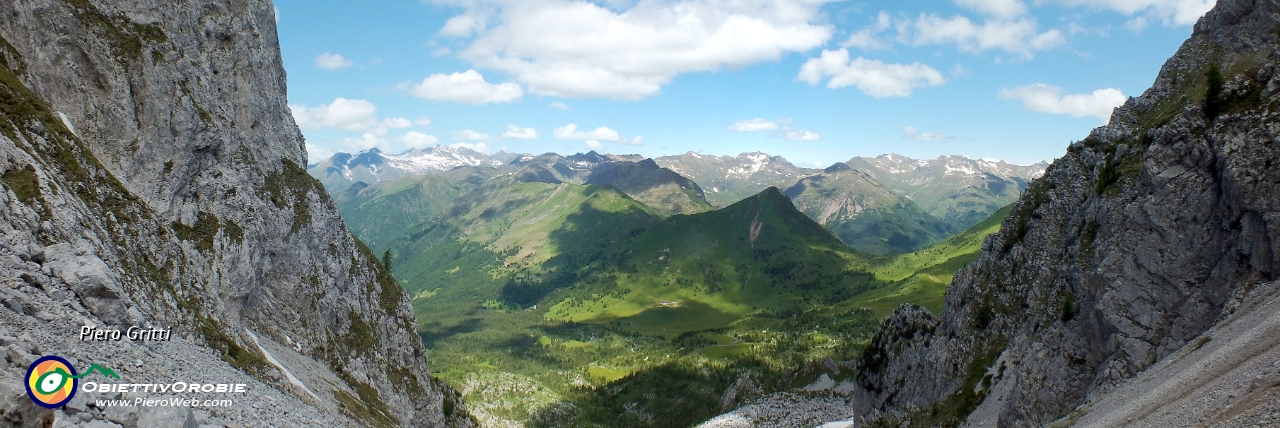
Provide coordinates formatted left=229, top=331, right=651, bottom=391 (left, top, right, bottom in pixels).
left=0, top=0, right=470, bottom=426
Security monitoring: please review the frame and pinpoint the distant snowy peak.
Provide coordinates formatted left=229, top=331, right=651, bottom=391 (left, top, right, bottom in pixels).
left=380, top=146, right=504, bottom=173
left=861, top=153, right=1047, bottom=179
left=328, top=145, right=504, bottom=177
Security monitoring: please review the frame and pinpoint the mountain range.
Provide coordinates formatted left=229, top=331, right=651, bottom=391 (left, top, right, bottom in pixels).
left=311, top=147, right=1043, bottom=255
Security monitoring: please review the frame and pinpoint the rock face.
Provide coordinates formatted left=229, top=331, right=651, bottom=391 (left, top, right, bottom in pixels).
left=851, top=0, right=1280, bottom=425
left=0, top=0, right=469, bottom=426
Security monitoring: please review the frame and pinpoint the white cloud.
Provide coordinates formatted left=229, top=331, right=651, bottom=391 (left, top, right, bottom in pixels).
left=901, top=126, right=955, bottom=142
left=400, top=131, right=441, bottom=148
left=1050, top=0, right=1213, bottom=26
left=585, top=140, right=606, bottom=152
left=797, top=49, right=945, bottom=98
left=909, top=14, right=1065, bottom=57
left=621, top=136, right=643, bottom=146
left=772, top=127, right=821, bottom=141
left=453, top=129, right=495, bottom=141
left=414, top=117, right=433, bottom=127
left=305, top=143, right=334, bottom=162
left=553, top=124, right=621, bottom=141
left=290, top=98, right=380, bottom=131
left=445, top=0, right=836, bottom=99
left=502, top=124, right=538, bottom=139
left=383, top=117, right=412, bottom=128
left=440, top=13, right=487, bottom=38
left=330, top=128, right=393, bottom=153
left=954, top=0, right=1027, bottom=19
left=406, top=70, right=523, bottom=104
left=450, top=142, right=494, bottom=153
left=998, top=84, right=1127, bottom=120
left=727, top=118, right=780, bottom=132
left=1125, top=16, right=1149, bottom=33
left=842, top=12, right=893, bottom=50
left=549, top=102, right=571, bottom=110
left=315, top=52, right=354, bottom=70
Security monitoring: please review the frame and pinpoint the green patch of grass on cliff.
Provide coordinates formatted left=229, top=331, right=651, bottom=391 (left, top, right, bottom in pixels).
left=1, top=164, right=44, bottom=211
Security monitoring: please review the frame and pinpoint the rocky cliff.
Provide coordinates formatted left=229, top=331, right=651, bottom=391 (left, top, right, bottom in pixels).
left=0, top=0, right=469, bottom=426
left=856, top=0, right=1280, bottom=425
left=706, top=0, right=1280, bottom=426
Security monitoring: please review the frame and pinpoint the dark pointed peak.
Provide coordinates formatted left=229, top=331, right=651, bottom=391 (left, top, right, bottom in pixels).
left=823, top=162, right=853, bottom=173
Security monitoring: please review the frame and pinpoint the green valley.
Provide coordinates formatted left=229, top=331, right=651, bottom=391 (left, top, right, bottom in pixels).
left=311, top=151, right=1024, bottom=426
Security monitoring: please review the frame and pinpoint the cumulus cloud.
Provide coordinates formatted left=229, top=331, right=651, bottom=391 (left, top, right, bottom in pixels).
left=998, top=84, right=1126, bottom=120
left=549, top=102, right=571, bottom=110
left=453, top=129, right=495, bottom=141
left=585, top=140, right=606, bottom=152
left=1050, top=0, right=1213, bottom=26
left=954, top=0, right=1027, bottom=19
left=414, top=117, right=433, bottom=127
left=305, top=143, right=334, bottom=162
left=842, top=12, right=893, bottom=50
left=553, top=124, right=642, bottom=146
left=383, top=117, right=412, bottom=128
left=400, top=131, right=441, bottom=148
left=502, top=124, right=538, bottom=139
left=291, top=98, right=379, bottom=131
left=441, top=0, right=836, bottom=99
left=727, top=118, right=780, bottom=132
left=908, top=15, right=1064, bottom=57
left=315, top=52, right=354, bottom=70
left=771, top=127, right=821, bottom=141
left=554, top=124, right=621, bottom=141
left=440, top=13, right=487, bottom=37
left=798, top=49, right=945, bottom=98
left=901, top=126, right=955, bottom=142
left=839, top=9, right=1061, bottom=58
left=406, top=70, right=523, bottom=104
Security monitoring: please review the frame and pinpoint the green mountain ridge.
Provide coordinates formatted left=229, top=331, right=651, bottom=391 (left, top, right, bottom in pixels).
left=783, top=164, right=952, bottom=255
left=585, top=158, right=713, bottom=216
left=543, top=187, right=876, bottom=337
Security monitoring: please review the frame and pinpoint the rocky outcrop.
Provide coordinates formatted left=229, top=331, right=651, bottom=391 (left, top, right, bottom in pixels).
left=850, top=0, right=1280, bottom=425
left=0, top=0, right=469, bottom=426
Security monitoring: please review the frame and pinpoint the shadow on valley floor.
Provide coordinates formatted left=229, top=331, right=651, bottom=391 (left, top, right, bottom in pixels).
left=524, top=356, right=794, bottom=428
left=499, top=192, right=659, bottom=307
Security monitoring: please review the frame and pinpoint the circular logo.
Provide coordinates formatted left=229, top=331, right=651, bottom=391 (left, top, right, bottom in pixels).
left=26, top=355, right=78, bottom=409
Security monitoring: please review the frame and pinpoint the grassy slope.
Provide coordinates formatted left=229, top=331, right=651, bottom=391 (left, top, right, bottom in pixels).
left=854, top=204, right=1013, bottom=316
left=544, top=187, right=878, bottom=337
left=332, top=174, right=463, bottom=250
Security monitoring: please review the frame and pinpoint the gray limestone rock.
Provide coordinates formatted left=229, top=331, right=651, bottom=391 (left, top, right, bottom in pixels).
left=135, top=399, right=196, bottom=428
left=0, top=0, right=472, bottom=426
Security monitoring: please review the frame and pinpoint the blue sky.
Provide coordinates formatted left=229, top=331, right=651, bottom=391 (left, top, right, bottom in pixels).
left=275, top=0, right=1213, bottom=167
